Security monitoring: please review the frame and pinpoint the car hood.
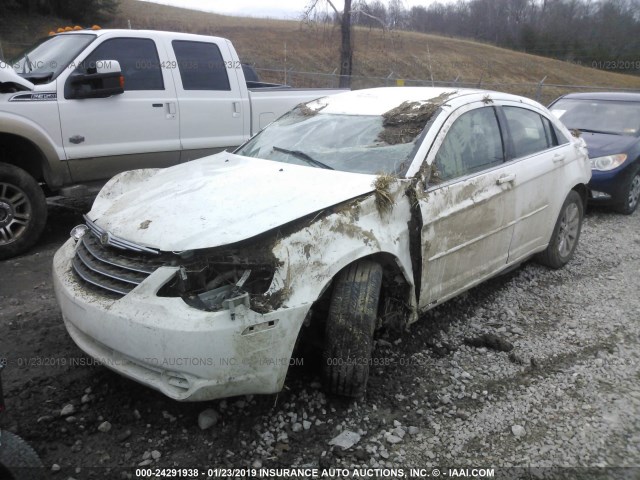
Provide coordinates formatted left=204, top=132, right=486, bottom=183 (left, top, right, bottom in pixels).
left=88, top=152, right=378, bottom=251
left=0, top=63, right=34, bottom=91
left=580, top=131, right=638, bottom=158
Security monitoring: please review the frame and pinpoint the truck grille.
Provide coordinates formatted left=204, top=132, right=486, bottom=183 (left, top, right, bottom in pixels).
left=72, top=227, right=167, bottom=297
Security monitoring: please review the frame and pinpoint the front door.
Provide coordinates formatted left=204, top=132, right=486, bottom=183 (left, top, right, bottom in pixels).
left=418, top=103, right=517, bottom=308
left=58, top=36, right=180, bottom=182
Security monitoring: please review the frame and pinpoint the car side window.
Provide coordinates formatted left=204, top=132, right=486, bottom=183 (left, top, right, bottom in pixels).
left=431, top=107, right=504, bottom=184
left=81, top=38, right=164, bottom=91
left=172, top=40, right=231, bottom=91
left=504, top=107, right=552, bottom=158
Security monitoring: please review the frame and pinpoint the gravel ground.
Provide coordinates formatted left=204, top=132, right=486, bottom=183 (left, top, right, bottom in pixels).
left=0, top=202, right=638, bottom=480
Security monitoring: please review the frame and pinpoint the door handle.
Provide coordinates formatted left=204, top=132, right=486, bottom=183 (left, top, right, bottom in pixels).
left=553, top=154, right=566, bottom=163
left=232, top=101, right=241, bottom=118
left=497, top=173, right=516, bottom=185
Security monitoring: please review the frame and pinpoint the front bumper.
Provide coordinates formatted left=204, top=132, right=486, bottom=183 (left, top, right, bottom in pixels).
left=53, top=239, right=310, bottom=401
left=588, top=161, right=637, bottom=204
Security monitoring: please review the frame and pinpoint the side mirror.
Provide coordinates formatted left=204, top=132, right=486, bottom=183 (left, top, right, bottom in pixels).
left=66, top=60, right=124, bottom=99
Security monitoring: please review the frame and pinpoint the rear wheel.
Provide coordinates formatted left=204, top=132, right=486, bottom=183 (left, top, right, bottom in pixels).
left=0, top=164, right=47, bottom=260
left=0, top=431, right=44, bottom=480
left=322, top=260, right=383, bottom=397
left=614, top=165, right=640, bottom=215
left=536, top=190, right=584, bottom=269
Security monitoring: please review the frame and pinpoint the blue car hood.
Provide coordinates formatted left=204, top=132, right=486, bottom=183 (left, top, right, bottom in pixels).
left=580, top=132, right=638, bottom=158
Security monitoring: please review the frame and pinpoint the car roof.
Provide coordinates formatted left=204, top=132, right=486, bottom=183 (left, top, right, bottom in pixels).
left=559, top=92, right=640, bottom=102
left=310, top=87, right=542, bottom=116
left=56, top=29, right=228, bottom=44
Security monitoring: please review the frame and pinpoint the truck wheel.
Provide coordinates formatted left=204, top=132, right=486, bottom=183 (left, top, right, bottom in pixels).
left=0, top=164, right=47, bottom=260
left=614, top=165, right=640, bottom=215
left=0, top=431, right=44, bottom=480
left=322, top=260, right=383, bottom=397
left=536, top=190, right=583, bottom=269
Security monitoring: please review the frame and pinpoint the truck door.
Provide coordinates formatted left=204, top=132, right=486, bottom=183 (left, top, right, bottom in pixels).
left=57, top=35, right=180, bottom=182
left=166, top=38, right=249, bottom=161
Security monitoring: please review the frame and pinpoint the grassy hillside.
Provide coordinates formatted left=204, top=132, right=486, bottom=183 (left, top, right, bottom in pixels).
left=2, top=0, right=639, bottom=104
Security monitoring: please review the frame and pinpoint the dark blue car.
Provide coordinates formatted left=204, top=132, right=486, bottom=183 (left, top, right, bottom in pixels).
left=549, top=92, right=640, bottom=214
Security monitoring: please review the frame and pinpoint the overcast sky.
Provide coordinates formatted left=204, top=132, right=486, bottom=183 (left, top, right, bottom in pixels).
left=138, top=0, right=448, bottom=19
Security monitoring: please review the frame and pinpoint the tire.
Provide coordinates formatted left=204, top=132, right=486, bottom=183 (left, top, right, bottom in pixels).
left=0, top=431, right=44, bottom=480
left=536, top=190, right=584, bottom=269
left=322, top=260, right=383, bottom=397
left=0, top=164, right=47, bottom=260
left=614, top=165, right=640, bottom=215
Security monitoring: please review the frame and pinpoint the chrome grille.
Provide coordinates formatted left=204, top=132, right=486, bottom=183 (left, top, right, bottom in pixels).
left=72, top=231, right=167, bottom=297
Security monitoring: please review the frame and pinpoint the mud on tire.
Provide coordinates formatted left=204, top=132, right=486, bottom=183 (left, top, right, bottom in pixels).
left=0, top=431, right=44, bottom=480
left=322, top=260, right=383, bottom=397
left=0, top=163, right=47, bottom=260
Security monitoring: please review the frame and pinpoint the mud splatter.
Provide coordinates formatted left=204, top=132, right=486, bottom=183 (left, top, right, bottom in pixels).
left=296, top=102, right=327, bottom=117
left=373, top=174, right=396, bottom=214
left=378, top=92, right=454, bottom=145
left=139, top=220, right=152, bottom=230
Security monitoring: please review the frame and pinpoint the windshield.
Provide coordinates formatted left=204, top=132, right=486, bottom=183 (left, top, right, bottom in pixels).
left=550, top=98, right=640, bottom=137
left=235, top=105, right=421, bottom=175
left=9, top=34, right=96, bottom=83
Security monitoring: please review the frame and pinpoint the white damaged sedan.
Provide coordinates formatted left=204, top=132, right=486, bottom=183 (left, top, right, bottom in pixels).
left=53, top=87, right=591, bottom=401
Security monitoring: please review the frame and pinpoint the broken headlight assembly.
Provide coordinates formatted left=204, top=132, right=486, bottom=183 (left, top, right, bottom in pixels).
left=157, top=246, right=279, bottom=315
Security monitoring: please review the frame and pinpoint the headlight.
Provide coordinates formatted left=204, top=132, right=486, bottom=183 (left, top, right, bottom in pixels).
left=69, top=224, right=88, bottom=242
left=590, top=154, right=627, bottom=171
left=158, top=247, right=279, bottom=313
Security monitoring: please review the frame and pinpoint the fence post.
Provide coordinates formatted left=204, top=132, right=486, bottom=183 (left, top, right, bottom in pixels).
left=452, top=75, right=460, bottom=87
left=386, top=71, right=395, bottom=87
left=535, top=76, right=547, bottom=102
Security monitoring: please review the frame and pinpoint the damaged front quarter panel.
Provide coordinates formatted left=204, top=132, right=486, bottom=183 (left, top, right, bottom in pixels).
left=268, top=181, right=418, bottom=324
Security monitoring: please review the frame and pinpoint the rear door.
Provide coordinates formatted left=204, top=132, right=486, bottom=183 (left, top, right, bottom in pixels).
left=499, top=104, right=574, bottom=263
left=58, top=35, right=180, bottom=182
left=418, top=103, right=517, bottom=308
left=166, top=38, right=249, bottom=161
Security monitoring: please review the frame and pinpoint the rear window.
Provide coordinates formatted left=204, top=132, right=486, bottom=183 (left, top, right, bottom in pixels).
left=172, top=40, right=231, bottom=91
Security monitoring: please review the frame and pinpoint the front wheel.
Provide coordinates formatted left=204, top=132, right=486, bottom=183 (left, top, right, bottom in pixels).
left=0, top=164, right=47, bottom=260
left=0, top=431, right=44, bottom=480
left=614, top=165, right=640, bottom=215
left=322, top=260, right=383, bottom=398
left=536, top=190, right=584, bottom=269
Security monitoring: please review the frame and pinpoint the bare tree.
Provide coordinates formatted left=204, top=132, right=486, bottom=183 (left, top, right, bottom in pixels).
left=305, top=0, right=353, bottom=87
left=305, top=0, right=385, bottom=88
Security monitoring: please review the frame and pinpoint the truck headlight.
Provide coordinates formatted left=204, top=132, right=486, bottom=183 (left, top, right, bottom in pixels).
left=590, top=154, right=627, bottom=171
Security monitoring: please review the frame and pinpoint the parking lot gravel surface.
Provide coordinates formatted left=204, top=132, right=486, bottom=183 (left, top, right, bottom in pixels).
left=0, top=201, right=638, bottom=479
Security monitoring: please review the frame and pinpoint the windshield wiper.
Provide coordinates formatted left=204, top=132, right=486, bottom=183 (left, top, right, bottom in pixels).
left=577, top=128, right=622, bottom=136
left=272, top=146, right=334, bottom=170
left=22, top=53, right=33, bottom=74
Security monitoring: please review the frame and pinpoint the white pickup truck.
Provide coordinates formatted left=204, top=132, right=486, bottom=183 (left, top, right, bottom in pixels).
left=0, top=29, right=345, bottom=259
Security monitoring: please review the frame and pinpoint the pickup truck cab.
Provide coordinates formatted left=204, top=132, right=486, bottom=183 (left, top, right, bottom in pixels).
left=0, top=29, right=344, bottom=259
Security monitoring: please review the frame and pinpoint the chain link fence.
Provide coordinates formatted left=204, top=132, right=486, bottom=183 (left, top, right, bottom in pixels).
left=254, top=67, right=640, bottom=106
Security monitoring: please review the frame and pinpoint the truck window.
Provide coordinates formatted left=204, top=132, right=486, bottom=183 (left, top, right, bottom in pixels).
left=81, top=38, right=164, bottom=91
left=172, top=40, right=231, bottom=91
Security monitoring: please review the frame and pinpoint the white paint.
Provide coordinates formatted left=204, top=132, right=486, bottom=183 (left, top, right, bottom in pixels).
left=53, top=86, right=592, bottom=402
left=89, top=152, right=379, bottom=251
